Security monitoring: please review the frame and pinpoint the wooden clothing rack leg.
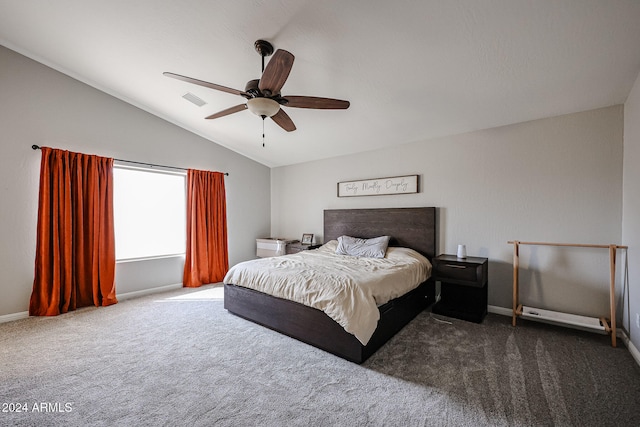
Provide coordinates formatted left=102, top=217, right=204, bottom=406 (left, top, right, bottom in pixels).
left=509, top=240, right=628, bottom=347
left=608, top=244, right=617, bottom=347
left=512, top=241, right=520, bottom=327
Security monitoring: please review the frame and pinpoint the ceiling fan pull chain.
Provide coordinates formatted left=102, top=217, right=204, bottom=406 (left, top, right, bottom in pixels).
left=262, top=117, right=266, bottom=147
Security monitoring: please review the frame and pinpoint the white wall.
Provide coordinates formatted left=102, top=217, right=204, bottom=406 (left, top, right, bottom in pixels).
left=272, top=106, right=624, bottom=318
left=623, top=71, right=640, bottom=350
left=0, top=45, right=271, bottom=318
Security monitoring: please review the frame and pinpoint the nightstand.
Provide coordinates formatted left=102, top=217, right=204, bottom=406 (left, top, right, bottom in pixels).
left=431, top=254, right=488, bottom=323
left=286, top=242, right=321, bottom=254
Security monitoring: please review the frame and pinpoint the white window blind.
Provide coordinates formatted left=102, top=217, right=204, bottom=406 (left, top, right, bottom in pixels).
left=113, top=165, right=186, bottom=261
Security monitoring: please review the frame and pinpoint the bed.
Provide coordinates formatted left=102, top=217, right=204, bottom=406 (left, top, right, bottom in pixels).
left=223, top=207, right=437, bottom=363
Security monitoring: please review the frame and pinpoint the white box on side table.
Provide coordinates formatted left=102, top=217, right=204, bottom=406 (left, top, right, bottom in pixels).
left=256, top=238, right=298, bottom=257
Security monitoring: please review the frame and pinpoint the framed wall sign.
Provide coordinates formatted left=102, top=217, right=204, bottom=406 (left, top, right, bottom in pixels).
left=337, top=175, right=419, bottom=197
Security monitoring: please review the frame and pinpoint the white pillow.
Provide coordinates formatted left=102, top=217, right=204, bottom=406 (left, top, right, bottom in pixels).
left=318, top=240, right=339, bottom=252
left=335, top=235, right=391, bottom=258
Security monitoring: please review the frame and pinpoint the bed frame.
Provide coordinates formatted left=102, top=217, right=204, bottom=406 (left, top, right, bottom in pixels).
left=224, top=207, right=437, bottom=363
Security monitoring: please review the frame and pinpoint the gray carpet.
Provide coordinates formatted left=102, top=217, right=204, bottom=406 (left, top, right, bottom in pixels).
left=1, top=284, right=639, bottom=426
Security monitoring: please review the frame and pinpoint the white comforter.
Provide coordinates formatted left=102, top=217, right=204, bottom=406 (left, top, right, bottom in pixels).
left=223, top=240, right=432, bottom=345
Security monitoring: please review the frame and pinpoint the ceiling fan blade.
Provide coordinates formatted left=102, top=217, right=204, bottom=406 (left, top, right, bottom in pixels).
left=205, top=104, right=247, bottom=120
left=270, top=108, right=296, bottom=132
left=258, top=49, right=295, bottom=95
left=284, top=96, right=350, bottom=109
left=164, top=72, right=246, bottom=96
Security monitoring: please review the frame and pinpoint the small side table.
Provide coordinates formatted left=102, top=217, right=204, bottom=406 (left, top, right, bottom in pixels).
left=431, top=254, right=488, bottom=323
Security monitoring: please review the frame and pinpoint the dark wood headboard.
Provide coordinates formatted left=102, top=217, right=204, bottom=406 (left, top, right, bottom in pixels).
left=323, top=207, right=437, bottom=260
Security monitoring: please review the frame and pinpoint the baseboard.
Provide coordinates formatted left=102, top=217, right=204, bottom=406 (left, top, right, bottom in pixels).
left=116, top=283, right=183, bottom=301
left=0, top=311, right=29, bottom=324
left=618, top=330, right=640, bottom=368
left=0, top=284, right=183, bottom=325
left=488, top=305, right=512, bottom=317
left=629, top=340, right=640, bottom=368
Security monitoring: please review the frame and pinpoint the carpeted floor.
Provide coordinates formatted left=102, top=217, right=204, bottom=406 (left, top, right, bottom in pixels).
left=1, top=284, right=639, bottom=426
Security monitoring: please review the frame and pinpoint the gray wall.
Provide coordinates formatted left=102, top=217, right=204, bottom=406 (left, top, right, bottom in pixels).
left=623, top=71, right=640, bottom=352
left=272, top=106, right=624, bottom=320
left=0, top=45, right=271, bottom=318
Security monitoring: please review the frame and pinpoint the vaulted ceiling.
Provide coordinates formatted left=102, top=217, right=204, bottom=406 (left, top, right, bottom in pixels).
left=1, top=1, right=639, bottom=167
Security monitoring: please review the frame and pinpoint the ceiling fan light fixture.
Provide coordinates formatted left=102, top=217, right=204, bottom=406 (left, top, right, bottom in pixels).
left=247, top=97, right=280, bottom=117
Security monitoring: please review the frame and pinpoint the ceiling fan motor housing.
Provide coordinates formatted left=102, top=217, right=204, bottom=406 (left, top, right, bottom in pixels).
left=244, top=79, right=261, bottom=97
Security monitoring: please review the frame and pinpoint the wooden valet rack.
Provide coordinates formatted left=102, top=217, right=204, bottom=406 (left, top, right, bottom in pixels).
left=509, top=240, right=628, bottom=347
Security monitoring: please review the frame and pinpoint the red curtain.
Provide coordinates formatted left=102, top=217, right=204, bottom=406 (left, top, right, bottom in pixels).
left=183, top=169, right=229, bottom=287
left=29, top=147, right=117, bottom=316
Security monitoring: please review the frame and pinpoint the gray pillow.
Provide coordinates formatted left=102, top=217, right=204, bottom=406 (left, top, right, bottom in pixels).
left=335, top=235, right=391, bottom=258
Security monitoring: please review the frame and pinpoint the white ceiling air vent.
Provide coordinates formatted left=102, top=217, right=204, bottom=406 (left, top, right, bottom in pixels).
left=182, top=92, right=207, bottom=107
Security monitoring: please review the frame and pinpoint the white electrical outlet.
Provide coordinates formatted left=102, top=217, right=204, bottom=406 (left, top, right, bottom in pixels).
left=636, top=313, right=640, bottom=329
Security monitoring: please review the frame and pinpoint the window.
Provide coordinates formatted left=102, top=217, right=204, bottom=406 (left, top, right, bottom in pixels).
left=113, top=165, right=186, bottom=261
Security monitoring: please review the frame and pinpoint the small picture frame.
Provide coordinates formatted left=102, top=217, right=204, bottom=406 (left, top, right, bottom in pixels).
left=301, top=233, right=314, bottom=245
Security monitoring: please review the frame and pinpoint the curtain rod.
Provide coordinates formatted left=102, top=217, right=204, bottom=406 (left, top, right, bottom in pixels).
left=31, top=145, right=229, bottom=176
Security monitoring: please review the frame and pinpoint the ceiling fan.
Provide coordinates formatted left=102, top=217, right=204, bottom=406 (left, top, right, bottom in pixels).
left=164, top=40, right=350, bottom=132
